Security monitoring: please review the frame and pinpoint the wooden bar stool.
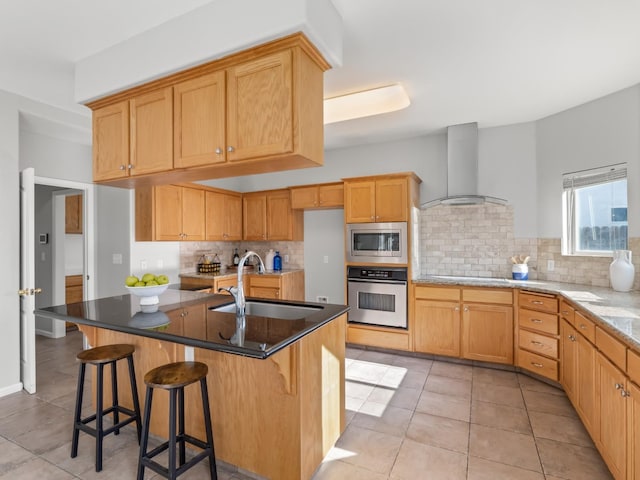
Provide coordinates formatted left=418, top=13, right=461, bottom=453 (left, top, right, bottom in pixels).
left=137, top=361, right=217, bottom=480
left=71, top=344, right=142, bottom=472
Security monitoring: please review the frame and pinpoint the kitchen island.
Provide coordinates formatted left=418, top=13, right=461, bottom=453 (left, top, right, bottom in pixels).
left=38, top=289, right=349, bottom=480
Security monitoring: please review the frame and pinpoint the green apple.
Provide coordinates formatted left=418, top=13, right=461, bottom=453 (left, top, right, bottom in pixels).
left=145, top=280, right=159, bottom=286
left=156, top=274, right=169, bottom=285
left=125, top=275, right=139, bottom=287
left=134, top=281, right=146, bottom=287
left=141, top=273, right=156, bottom=283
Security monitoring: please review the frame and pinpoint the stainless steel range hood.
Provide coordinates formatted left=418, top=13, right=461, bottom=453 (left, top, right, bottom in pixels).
left=422, top=122, right=507, bottom=208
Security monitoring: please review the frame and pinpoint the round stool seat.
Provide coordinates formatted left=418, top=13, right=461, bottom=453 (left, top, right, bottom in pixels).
left=144, top=361, right=208, bottom=390
left=77, top=344, right=135, bottom=364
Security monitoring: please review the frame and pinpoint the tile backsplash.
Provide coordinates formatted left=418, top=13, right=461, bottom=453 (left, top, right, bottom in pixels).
left=179, top=241, right=304, bottom=274
left=420, top=203, right=639, bottom=290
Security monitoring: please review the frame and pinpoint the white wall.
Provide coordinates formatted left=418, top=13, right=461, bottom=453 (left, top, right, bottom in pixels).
left=536, top=84, right=640, bottom=238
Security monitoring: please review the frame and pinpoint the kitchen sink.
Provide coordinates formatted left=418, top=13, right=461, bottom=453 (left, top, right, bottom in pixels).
left=210, top=301, right=322, bottom=320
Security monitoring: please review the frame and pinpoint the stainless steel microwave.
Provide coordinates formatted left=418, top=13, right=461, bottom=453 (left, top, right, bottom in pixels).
left=347, top=222, right=408, bottom=264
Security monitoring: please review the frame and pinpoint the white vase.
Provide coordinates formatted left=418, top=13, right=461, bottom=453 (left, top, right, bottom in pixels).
left=610, top=250, right=635, bottom=292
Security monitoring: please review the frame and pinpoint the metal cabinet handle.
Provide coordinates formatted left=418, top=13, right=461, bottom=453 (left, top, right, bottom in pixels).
left=568, top=335, right=576, bottom=341
left=531, top=300, right=544, bottom=305
left=579, top=324, right=587, bottom=330
left=622, top=390, right=631, bottom=398
left=119, top=165, right=126, bottom=171
left=454, top=306, right=460, bottom=311
left=128, top=164, right=134, bottom=169
left=531, top=362, right=544, bottom=368
left=215, top=147, right=223, bottom=155
left=530, top=340, right=544, bottom=347
left=530, top=318, right=543, bottom=324
left=227, top=146, right=235, bottom=152
left=463, top=306, right=469, bottom=312
left=615, top=383, right=624, bottom=390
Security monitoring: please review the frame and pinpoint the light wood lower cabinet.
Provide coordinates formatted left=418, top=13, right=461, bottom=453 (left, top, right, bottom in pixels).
left=65, top=194, right=83, bottom=234
left=596, top=351, right=627, bottom=480
left=412, top=285, right=513, bottom=364
left=462, top=302, right=513, bottom=364
left=560, top=319, right=578, bottom=402
left=627, top=381, right=640, bottom=480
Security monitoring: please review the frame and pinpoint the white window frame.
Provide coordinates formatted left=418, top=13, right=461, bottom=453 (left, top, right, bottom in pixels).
left=561, top=163, right=627, bottom=257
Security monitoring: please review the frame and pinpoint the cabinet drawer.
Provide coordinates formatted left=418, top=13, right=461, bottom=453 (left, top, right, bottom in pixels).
left=463, top=288, right=512, bottom=305
left=574, top=311, right=595, bottom=343
left=519, top=291, right=558, bottom=314
left=628, top=349, right=640, bottom=384
left=250, top=286, right=280, bottom=299
left=559, top=300, right=575, bottom=327
left=519, top=308, right=558, bottom=335
left=519, top=329, right=558, bottom=359
left=65, top=274, right=83, bottom=288
left=596, top=326, right=626, bottom=371
left=414, top=285, right=460, bottom=301
left=518, top=348, right=558, bottom=381
left=249, top=276, right=281, bottom=289
left=347, top=325, right=410, bottom=351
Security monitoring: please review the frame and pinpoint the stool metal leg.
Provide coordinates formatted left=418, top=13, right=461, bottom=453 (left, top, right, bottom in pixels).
left=127, top=355, right=142, bottom=443
left=178, top=386, right=185, bottom=466
left=111, top=360, right=120, bottom=435
left=137, top=387, right=153, bottom=480
left=168, top=388, right=179, bottom=480
left=200, top=378, right=218, bottom=480
left=71, top=362, right=86, bottom=459
left=96, top=363, right=104, bottom=472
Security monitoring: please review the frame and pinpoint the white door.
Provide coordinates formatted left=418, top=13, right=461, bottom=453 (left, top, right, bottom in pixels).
left=20, top=168, right=37, bottom=393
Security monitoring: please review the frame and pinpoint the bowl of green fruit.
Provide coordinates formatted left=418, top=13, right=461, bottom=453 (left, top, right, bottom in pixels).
left=125, top=273, right=169, bottom=305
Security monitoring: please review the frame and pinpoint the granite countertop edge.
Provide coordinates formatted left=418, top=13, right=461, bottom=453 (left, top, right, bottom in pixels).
left=414, top=275, right=640, bottom=352
left=180, top=268, right=304, bottom=280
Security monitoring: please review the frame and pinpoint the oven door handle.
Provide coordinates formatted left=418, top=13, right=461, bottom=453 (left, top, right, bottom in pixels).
left=347, top=279, right=407, bottom=286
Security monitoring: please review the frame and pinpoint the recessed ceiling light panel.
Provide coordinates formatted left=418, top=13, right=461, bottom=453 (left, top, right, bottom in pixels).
left=323, top=83, right=410, bottom=124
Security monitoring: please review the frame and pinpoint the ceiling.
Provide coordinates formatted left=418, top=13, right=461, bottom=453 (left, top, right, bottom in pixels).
left=4, top=0, right=640, bottom=150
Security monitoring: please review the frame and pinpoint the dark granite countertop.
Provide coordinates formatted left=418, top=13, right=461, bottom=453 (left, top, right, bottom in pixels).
left=36, top=286, right=349, bottom=359
left=415, top=275, right=640, bottom=352
left=179, top=269, right=303, bottom=280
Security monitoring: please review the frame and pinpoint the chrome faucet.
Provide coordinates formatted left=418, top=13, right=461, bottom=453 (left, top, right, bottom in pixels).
left=218, top=250, right=265, bottom=329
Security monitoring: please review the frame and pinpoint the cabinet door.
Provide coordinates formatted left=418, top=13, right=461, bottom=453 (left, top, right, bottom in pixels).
left=181, top=187, right=205, bottom=241
left=375, top=178, right=407, bottom=222
left=250, top=286, right=280, bottom=299
left=414, top=300, right=461, bottom=357
left=628, top=381, right=640, bottom=480
left=560, top=319, right=578, bottom=403
left=181, top=304, right=207, bottom=339
left=461, top=304, right=513, bottom=364
left=65, top=194, right=83, bottom=234
left=93, top=101, right=129, bottom=181
left=205, top=191, right=226, bottom=241
left=224, top=194, right=243, bottom=241
left=174, top=71, right=226, bottom=168
left=596, top=352, right=627, bottom=480
left=267, top=191, right=293, bottom=240
left=344, top=181, right=376, bottom=223
left=290, top=186, right=318, bottom=209
left=154, top=185, right=183, bottom=240
left=130, top=87, right=173, bottom=176
left=243, top=194, right=267, bottom=240
left=318, top=183, right=344, bottom=208
left=576, top=333, right=597, bottom=437
left=226, top=50, right=293, bottom=161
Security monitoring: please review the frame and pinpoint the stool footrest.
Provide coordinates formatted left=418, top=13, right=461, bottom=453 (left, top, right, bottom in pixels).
left=76, top=405, right=140, bottom=437
left=141, top=434, right=213, bottom=478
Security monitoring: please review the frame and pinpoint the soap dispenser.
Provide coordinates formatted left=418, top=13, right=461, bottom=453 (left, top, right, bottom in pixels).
left=273, top=251, right=282, bottom=271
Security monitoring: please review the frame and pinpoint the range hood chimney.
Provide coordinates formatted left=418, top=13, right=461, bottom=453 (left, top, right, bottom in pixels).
left=422, top=122, right=507, bottom=208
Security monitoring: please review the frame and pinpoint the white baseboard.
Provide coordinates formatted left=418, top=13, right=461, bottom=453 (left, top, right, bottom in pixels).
left=36, top=328, right=56, bottom=338
left=0, top=382, right=23, bottom=398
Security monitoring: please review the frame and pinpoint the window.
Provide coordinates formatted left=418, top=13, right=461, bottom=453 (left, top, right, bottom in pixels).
left=562, top=163, right=627, bottom=256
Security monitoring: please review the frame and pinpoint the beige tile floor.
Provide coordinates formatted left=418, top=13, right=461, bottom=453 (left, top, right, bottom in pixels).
left=0, top=332, right=613, bottom=480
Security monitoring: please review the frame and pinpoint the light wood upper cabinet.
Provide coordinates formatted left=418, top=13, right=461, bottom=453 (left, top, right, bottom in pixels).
left=93, top=101, right=129, bottom=182
left=344, top=176, right=412, bottom=223
left=136, top=185, right=205, bottom=241
left=242, top=190, right=303, bottom=241
left=227, top=51, right=293, bottom=162
left=93, top=88, right=173, bottom=182
left=174, top=72, right=226, bottom=168
left=90, top=35, right=328, bottom=187
left=65, top=194, right=83, bottom=234
left=130, top=87, right=173, bottom=176
left=290, top=183, right=344, bottom=209
left=205, top=190, right=242, bottom=241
